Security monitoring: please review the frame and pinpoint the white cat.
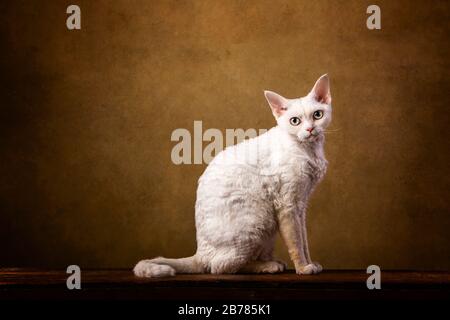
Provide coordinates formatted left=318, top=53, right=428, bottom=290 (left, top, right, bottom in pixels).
left=134, top=74, right=332, bottom=277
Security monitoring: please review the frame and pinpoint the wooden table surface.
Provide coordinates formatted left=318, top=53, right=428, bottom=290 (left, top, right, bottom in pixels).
left=1, top=269, right=449, bottom=300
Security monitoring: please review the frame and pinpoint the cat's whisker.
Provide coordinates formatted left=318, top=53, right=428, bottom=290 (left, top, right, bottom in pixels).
left=323, top=128, right=341, bottom=132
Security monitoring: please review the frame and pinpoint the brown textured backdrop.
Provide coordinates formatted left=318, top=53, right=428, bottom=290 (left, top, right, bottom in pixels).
left=0, top=0, right=449, bottom=270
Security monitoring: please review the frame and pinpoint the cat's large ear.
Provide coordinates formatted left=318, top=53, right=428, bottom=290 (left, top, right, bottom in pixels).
left=309, top=74, right=331, bottom=104
left=264, top=90, right=289, bottom=118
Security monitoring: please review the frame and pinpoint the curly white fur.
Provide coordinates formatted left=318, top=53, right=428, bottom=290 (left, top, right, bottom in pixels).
left=134, top=74, right=332, bottom=277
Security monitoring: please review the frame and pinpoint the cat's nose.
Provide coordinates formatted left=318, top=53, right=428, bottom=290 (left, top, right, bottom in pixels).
left=306, top=127, right=314, bottom=133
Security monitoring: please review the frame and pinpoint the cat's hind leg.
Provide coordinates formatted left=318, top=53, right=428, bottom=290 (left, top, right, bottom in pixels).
left=209, top=242, right=263, bottom=274
left=239, top=260, right=286, bottom=274
left=208, top=240, right=286, bottom=274
left=258, top=237, right=276, bottom=261
left=257, top=236, right=288, bottom=271
left=256, top=236, right=287, bottom=272
left=209, top=249, right=248, bottom=274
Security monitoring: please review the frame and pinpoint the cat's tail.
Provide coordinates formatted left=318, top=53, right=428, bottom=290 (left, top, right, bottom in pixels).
left=133, top=255, right=203, bottom=278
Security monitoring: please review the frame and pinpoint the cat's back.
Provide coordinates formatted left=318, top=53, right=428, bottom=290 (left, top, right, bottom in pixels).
left=203, top=128, right=275, bottom=172
left=196, top=128, right=278, bottom=201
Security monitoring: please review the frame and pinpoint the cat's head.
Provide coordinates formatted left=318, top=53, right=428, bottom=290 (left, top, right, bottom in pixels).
left=264, top=74, right=332, bottom=143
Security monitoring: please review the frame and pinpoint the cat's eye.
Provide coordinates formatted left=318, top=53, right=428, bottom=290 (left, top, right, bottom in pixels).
left=289, top=117, right=301, bottom=126
left=313, top=110, right=324, bottom=120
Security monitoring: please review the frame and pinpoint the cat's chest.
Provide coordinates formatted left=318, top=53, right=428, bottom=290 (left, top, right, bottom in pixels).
left=281, top=151, right=328, bottom=185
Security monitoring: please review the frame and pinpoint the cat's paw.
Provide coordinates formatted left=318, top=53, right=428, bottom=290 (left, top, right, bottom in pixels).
left=258, top=261, right=286, bottom=273
left=311, top=262, right=323, bottom=273
left=275, top=260, right=288, bottom=270
left=296, top=262, right=323, bottom=275
left=133, top=260, right=175, bottom=278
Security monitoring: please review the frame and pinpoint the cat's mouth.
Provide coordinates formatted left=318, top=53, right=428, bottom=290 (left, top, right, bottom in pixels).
left=303, top=132, right=319, bottom=142
left=297, top=131, right=321, bottom=143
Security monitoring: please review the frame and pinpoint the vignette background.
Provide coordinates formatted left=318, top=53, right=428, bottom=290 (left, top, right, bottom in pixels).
left=0, top=0, right=449, bottom=269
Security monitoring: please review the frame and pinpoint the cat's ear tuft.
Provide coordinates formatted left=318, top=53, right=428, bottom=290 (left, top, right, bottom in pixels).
left=264, top=90, right=288, bottom=118
left=309, top=74, right=331, bottom=104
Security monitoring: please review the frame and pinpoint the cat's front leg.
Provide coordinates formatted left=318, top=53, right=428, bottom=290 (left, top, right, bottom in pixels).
left=299, top=209, right=322, bottom=273
left=277, top=209, right=322, bottom=275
